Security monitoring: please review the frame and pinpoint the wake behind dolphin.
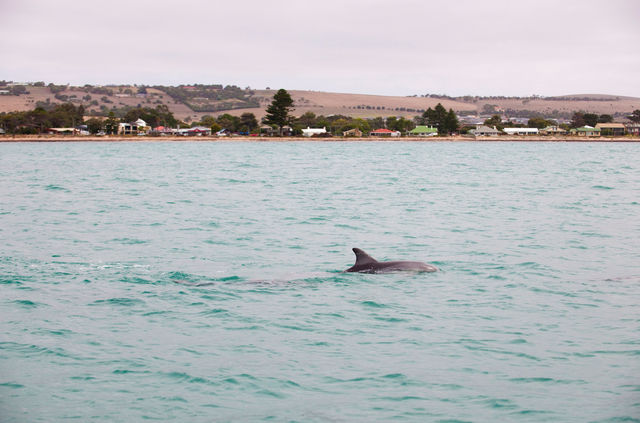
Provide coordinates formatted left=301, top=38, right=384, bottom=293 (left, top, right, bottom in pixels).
left=345, top=248, right=437, bottom=273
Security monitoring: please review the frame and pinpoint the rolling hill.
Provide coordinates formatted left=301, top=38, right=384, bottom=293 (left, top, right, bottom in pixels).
left=1, top=82, right=638, bottom=122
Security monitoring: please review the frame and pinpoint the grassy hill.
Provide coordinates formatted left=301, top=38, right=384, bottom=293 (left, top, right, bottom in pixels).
left=1, top=82, right=638, bottom=122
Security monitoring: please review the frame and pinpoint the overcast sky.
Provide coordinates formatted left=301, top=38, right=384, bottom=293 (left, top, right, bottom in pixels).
left=1, top=0, right=639, bottom=97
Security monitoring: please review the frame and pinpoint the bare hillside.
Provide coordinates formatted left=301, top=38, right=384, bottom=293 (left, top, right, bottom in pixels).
left=1, top=83, right=638, bottom=121
left=216, top=91, right=640, bottom=120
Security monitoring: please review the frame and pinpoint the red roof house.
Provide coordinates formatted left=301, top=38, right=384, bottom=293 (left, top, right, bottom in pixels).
left=370, top=128, right=401, bottom=137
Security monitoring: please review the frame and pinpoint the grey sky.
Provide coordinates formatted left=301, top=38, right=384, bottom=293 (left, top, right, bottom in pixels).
left=1, top=0, right=639, bottom=97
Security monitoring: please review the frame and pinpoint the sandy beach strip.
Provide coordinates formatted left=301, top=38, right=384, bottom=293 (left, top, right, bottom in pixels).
left=0, top=135, right=638, bottom=143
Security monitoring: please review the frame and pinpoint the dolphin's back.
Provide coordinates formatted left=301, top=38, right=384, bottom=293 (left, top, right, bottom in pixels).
left=345, top=248, right=437, bottom=273
left=374, top=261, right=438, bottom=273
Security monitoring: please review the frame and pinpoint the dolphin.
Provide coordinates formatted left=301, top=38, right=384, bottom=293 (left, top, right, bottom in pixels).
left=344, top=248, right=438, bottom=273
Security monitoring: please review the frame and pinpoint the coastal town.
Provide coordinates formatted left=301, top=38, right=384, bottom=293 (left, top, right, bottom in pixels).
left=1, top=82, right=639, bottom=140
left=28, top=121, right=638, bottom=139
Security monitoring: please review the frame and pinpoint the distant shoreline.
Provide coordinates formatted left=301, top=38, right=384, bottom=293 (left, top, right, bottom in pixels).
left=0, top=135, right=638, bottom=143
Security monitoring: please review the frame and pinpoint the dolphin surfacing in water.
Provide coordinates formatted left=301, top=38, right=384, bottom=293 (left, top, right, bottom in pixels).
left=345, top=248, right=437, bottom=273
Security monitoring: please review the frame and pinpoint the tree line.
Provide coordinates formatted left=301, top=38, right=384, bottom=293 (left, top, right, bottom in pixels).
left=478, top=110, right=640, bottom=132
left=0, top=102, right=263, bottom=135
left=0, top=103, right=86, bottom=134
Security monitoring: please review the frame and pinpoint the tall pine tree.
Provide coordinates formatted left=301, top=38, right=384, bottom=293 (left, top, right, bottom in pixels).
left=422, top=103, right=448, bottom=135
left=444, top=109, right=459, bottom=134
left=263, top=89, right=294, bottom=135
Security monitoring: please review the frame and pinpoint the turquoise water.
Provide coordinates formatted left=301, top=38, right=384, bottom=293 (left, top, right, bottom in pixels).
left=1, top=141, right=639, bottom=422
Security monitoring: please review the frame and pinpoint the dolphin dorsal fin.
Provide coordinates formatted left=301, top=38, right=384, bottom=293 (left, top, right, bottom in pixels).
left=352, top=248, right=378, bottom=266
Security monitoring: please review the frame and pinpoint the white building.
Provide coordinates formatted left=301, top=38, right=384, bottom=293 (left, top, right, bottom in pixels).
left=118, top=118, right=149, bottom=135
left=301, top=127, right=327, bottom=137
left=503, top=128, right=539, bottom=135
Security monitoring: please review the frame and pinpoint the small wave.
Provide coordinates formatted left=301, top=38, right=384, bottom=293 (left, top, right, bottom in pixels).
left=313, top=312, right=345, bottom=319
left=171, top=276, right=242, bottom=287
left=300, top=218, right=327, bottom=224
left=199, top=308, right=229, bottom=316
left=167, top=271, right=194, bottom=280
left=35, top=328, right=73, bottom=337
left=323, top=375, right=372, bottom=384
left=203, top=239, right=227, bottom=245
left=12, top=299, right=42, bottom=308
left=44, top=184, right=68, bottom=191
left=119, top=276, right=153, bottom=285
left=90, top=297, right=145, bottom=306
left=588, top=349, right=640, bottom=356
left=0, top=382, right=24, bottom=389
left=529, top=286, right=578, bottom=297
left=374, top=316, right=408, bottom=323
left=216, top=275, right=243, bottom=282
left=142, top=310, right=171, bottom=316
left=509, top=410, right=555, bottom=416
left=579, top=231, right=612, bottom=238
left=463, top=345, right=541, bottom=361
left=69, top=376, right=96, bottom=381
left=109, top=238, right=147, bottom=245
left=225, top=325, right=263, bottom=331
left=382, top=373, right=405, bottom=379
left=565, top=302, right=599, bottom=309
left=0, top=342, right=71, bottom=359
left=377, top=395, right=427, bottom=401
left=509, top=377, right=586, bottom=385
left=360, top=300, right=388, bottom=308
left=274, top=323, right=313, bottom=332
left=0, top=277, right=24, bottom=285
left=222, top=377, right=243, bottom=385
left=592, top=185, right=614, bottom=190
left=167, top=271, right=227, bottom=287
left=156, top=396, right=188, bottom=403
left=480, top=397, right=518, bottom=410
left=334, top=223, right=361, bottom=230
left=159, top=371, right=219, bottom=386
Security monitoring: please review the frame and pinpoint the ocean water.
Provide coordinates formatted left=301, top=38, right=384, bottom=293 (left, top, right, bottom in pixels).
left=1, top=141, right=639, bottom=422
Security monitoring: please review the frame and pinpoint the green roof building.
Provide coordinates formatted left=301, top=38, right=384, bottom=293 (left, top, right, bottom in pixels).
left=408, top=125, right=438, bottom=137
left=570, top=126, right=601, bottom=137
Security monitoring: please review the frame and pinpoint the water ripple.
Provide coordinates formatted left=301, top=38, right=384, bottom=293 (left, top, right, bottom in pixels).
left=1, top=141, right=639, bottom=422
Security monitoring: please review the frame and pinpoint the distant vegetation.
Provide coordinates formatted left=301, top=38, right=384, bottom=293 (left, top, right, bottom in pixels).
left=82, top=85, right=114, bottom=96
left=154, top=84, right=259, bottom=112
left=349, top=105, right=426, bottom=114
left=120, top=105, right=177, bottom=128
left=415, top=93, right=622, bottom=103
left=0, top=103, right=85, bottom=134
